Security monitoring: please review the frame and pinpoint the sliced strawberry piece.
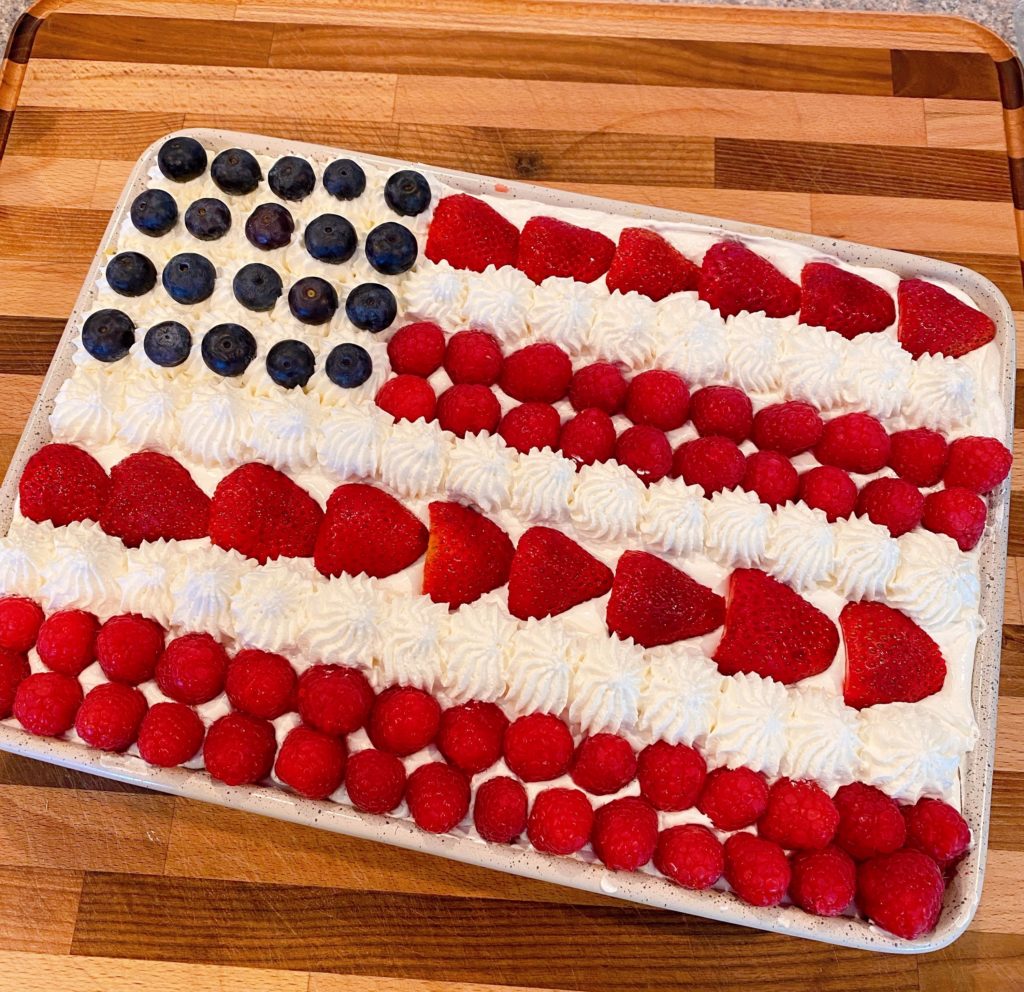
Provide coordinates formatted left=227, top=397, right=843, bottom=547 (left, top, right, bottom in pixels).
left=606, top=550, right=724, bottom=648
left=516, top=215, right=615, bottom=284
left=424, top=194, right=519, bottom=273
left=800, top=262, right=895, bottom=339
left=606, top=228, right=700, bottom=302
left=897, top=279, right=995, bottom=359
left=713, top=568, right=839, bottom=684
left=841, top=601, right=946, bottom=709
left=19, top=443, right=110, bottom=527
left=508, top=526, right=613, bottom=621
left=698, top=241, right=801, bottom=319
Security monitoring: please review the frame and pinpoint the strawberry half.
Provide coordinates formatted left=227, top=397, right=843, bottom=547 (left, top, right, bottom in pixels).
left=423, top=501, right=515, bottom=608
left=606, top=227, right=700, bottom=302
left=516, top=215, right=615, bottom=284
left=698, top=241, right=801, bottom=319
left=606, top=550, right=724, bottom=648
left=19, top=443, right=110, bottom=527
left=314, top=483, right=428, bottom=580
left=840, top=601, right=946, bottom=709
left=713, top=568, right=839, bottom=684
left=897, top=279, right=996, bottom=359
left=800, top=262, right=895, bottom=339
left=508, top=526, right=613, bottom=621
left=425, top=194, right=520, bottom=273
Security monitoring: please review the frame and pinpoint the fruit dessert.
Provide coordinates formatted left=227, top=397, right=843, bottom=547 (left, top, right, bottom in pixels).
left=0, top=132, right=1011, bottom=944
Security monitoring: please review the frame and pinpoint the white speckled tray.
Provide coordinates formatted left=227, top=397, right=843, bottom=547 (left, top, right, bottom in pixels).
left=0, top=129, right=1014, bottom=954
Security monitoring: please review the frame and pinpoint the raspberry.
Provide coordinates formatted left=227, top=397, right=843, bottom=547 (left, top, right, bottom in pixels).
left=499, top=342, right=572, bottom=403
left=570, top=733, right=637, bottom=795
left=275, top=725, right=347, bottom=800
left=856, top=477, right=925, bottom=538
left=345, top=748, right=407, bottom=813
left=0, top=648, right=30, bottom=719
left=137, top=702, right=205, bottom=767
left=0, top=597, right=43, bottom=652
left=592, top=796, right=659, bottom=870
left=790, top=846, right=857, bottom=916
left=888, top=428, right=948, bottom=487
left=375, top=374, right=436, bottom=423
left=499, top=402, right=561, bottom=454
left=435, top=383, right=501, bottom=437
left=503, top=712, right=574, bottom=782
left=856, top=849, right=944, bottom=939
left=922, top=487, right=986, bottom=551
left=367, top=685, right=441, bottom=756
left=36, top=609, right=98, bottom=676
left=96, top=614, right=165, bottom=685
left=225, top=649, right=296, bottom=720
left=833, top=782, right=906, bottom=861
left=752, top=401, right=823, bottom=456
left=527, top=787, right=594, bottom=855
left=616, top=425, right=672, bottom=483
left=654, top=824, right=724, bottom=890
left=18, top=443, right=110, bottom=527
left=624, top=370, right=690, bottom=431
left=569, top=362, right=628, bottom=414
left=13, top=671, right=82, bottom=737
left=406, top=761, right=470, bottom=833
left=444, top=329, right=503, bottom=385
left=672, top=436, right=745, bottom=494
left=437, top=699, right=509, bottom=774
left=815, top=413, right=890, bottom=475
left=637, top=740, right=706, bottom=811
left=74, top=682, right=147, bottom=752
left=689, top=385, right=753, bottom=442
left=944, top=435, right=1012, bottom=494
left=798, top=465, right=858, bottom=522
left=297, top=664, right=374, bottom=736
left=723, top=832, right=791, bottom=907
left=386, top=321, right=446, bottom=377
left=156, top=632, right=229, bottom=705
left=473, top=775, right=528, bottom=843
left=203, top=712, right=277, bottom=786
left=559, top=408, right=616, bottom=467
left=741, top=451, right=798, bottom=508
left=902, top=798, right=971, bottom=869
left=758, top=778, right=839, bottom=850
left=697, top=766, right=769, bottom=831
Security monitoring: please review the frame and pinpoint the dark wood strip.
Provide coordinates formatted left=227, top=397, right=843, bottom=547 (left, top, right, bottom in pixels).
left=997, top=57, right=1024, bottom=111
left=2, top=12, right=42, bottom=65
left=0, top=751, right=149, bottom=794
left=183, top=114, right=403, bottom=157
left=1008, top=494, right=1024, bottom=558
left=926, top=251, right=1024, bottom=311
left=0, top=206, right=109, bottom=262
left=891, top=49, right=1000, bottom=101
left=0, top=316, right=65, bottom=375
left=917, top=933, right=1024, bottom=988
left=5, top=108, right=185, bottom=160
left=1015, top=381, right=1024, bottom=431
left=1010, top=159, right=1024, bottom=211
left=991, top=769, right=1024, bottom=850
left=1000, top=623, right=1024, bottom=697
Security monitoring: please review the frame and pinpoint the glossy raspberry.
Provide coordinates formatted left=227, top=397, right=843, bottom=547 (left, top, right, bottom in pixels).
left=96, top=614, right=165, bottom=686
left=18, top=443, right=110, bottom=527
left=386, top=321, right=446, bottom=376
left=156, top=632, right=229, bottom=705
left=0, top=597, right=43, bottom=653
left=345, top=747, right=407, bottom=813
left=624, top=370, right=690, bottom=431
left=435, top=383, right=501, bottom=437
left=137, top=701, right=205, bottom=767
left=672, top=436, right=746, bottom=494
left=855, top=477, right=925, bottom=538
left=752, top=401, right=823, bottom=456
left=815, top=413, right=890, bottom=475
left=74, top=682, right=147, bottom=752
left=527, top=787, right=594, bottom=855
left=203, top=712, right=277, bottom=786
left=437, top=699, right=509, bottom=774
left=473, top=775, right=529, bottom=843
left=275, top=725, right=347, bottom=800
left=943, top=436, right=1013, bottom=494
left=922, top=487, right=987, bottom=551
left=888, top=428, right=948, bottom=488
left=654, top=824, right=724, bottom=890
left=225, top=649, right=296, bottom=720
left=798, top=465, right=858, bottom=522
left=758, top=778, right=839, bottom=851
left=13, top=671, right=82, bottom=737
left=637, top=740, right=706, bottom=811
left=741, top=451, right=798, bottom=508
left=503, top=712, right=574, bottom=782
left=406, top=761, right=470, bottom=833
left=592, top=796, right=659, bottom=870
left=570, top=733, right=637, bottom=795
left=36, top=609, right=99, bottom=676
left=559, top=408, right=617, bottom=467
left=444, top=329, right=503, bottom=385
left=790, top=846, right=857, bottom=916
left=0, top=648, right=30, bottom=719
left=375, top=374, right=436, bottom=423
left=367, top=685, right=441, bottom=756
left=499, top=402, right=561, bottom=454
left=901, top=798, right=971, bottom=869
left=697, top=766, right=769, bottom=831
left=569, top=362, right=628, bottom=414
left=616, top=425, right=672, bottom=483
left=856, top=849, right=944, bottom=939
left=833, top=782, right=906, bottom=861
left=296, top=663, right=375, bottom=737
left=723, top=832, right=791, bottom=907
left=689, top=385, right=753, bottom=442
left=499, top=342, right=572, bottom=403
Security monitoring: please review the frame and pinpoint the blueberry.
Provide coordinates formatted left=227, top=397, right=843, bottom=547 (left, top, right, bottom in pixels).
left=304, top=214, right=357, bottom=264
left=202, top=323, right=256, bottom=377
left=106, top=252, right=157, bottom=297
left=345, top=282, right=397, bottom=333
left=365, top=222, right=418, bottom=275
left=82, top=309, right=135, bottom=362
left=233, top=262, right=283, bottom=312
left=130, top=189, right=178, bottom=237
left=157, top=136, right=207, bottom=182
left=245, top=203, right=294, bottom=250
left=185, top=198, right=231, bottom=240
left=211, top=148, right=262, bottom=195
left=162, top=252, right=216, bottom=305
left=326, top=342, right=372, bottom=388
left=266, top=339, right=315, bottom=389
left=288, top=277, right=338, bottom=326
left=323, top=158, right=366, bottom=200
left=384, top=169, right=431, bottom=216
left=268, top=156, right=315, bottom=201
left=144, top=320, right=192, bottom=367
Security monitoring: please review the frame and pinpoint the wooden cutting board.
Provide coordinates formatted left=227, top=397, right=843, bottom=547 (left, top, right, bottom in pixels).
left=1, top=1, right=1023, bottom=988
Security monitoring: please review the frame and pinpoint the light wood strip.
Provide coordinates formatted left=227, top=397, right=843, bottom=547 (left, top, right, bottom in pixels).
left=0, top=155, right=102, bottom=209
left=310, top=977, right=571, bottom=992
left=5, top=108, right=186, bottom=160
left=0, top=868, right=83, bottom=954
left=972, top=850, right=1024, bottom=935
left=0, top=373, right=47, bottom=428
left=995, top=697, right=1024, bottom=773
left=0, top=205, right=109, bottom=262
left=1005, top=559, right=1023, bottom=626
left=59, top=0, right=238, bottom=18
left=925, top=99, right=1008, bottom=151
left=1, top=260, right=91, bottom=316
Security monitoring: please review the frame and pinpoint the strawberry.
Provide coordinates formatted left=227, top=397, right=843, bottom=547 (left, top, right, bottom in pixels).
left=19, top=443, right=110, bottom=527
left=423, top=501, right=515, bottom=608
left=698, top=241, right=801, bottom=319
left=516, top=215, right=615, bottom=284
left=799, top=262, right=895, bottom=339
left=606, top=550, right=724, bottom=648
left=841, top=601, right=946, bottom=709
left=713, top=568, right=839, bottom=684
left=425, top=194, right=519, bottom=273
left=507, top=526, right=613, bottom=620
left=605, top=227, right=700, bottom=302
left=897, top=278, right=996, bottom=359
left=314, top=483, right=428, bottom=580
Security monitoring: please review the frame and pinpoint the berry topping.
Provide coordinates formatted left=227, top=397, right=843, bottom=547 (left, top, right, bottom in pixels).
left=723, top=832, right=791, bottom=907
left=559, top=408, right=616, bottom=467
left=204, top=712, right=277, bottom=786
left=637, top=741, right=706, bottom=812
left=527, top=787, right=594, bottom=855
left=96, top=614, right=164, bottom=685
left=697, top=766, right=769, bottom=830
left=162, top=252, right=215, bottom=304
left=304, top=213, right=357, bottom=264
left=323, top=158, right=367, bottom=200
left=473, top=776, right=528, bottom=843
left=503, top=712, right=574, bottom=781
left=516, top=215, right=615, bottom=284
left=156, top=632, right=229, bottom=705
left=888, top=428, right=949, bottom=488
left=570, top=733, right=637, bottom=795
left=897, top=278, right=995, bottom=359
left=699, top=241, right=801, bottom=319
left=75, top=682, right=147, bottom=752
left=36, top=609, right=98, bottom=676
left=346, top=282, right=397, bottom=332
left=245, top=202, right=294, bottom=250
left=758, top=778, right=839, bottom=851
left=615, top=425, right=672, bottom=483
left=326, top=343, right=373, bottom=388
left=144, top=320, right=191, bottom=367
left=569, top=362, right=628, bottom=415
left=592, top=796, right=659, bottom=871
left=815, top=412, right=890, bottom=475
left=0, top=596, right=43, bottom=652
left=407, top=762, right=471, bottom=833
left=225, top=649, right=296, bottom=721
left=384, top=169, right=432, bottom=216
left=751, top=401, right=823, bottom=456
left=425, top=194, right=519, bottom=272
left=943, top=436, right=1013, bottom=495
left=232, top=262, right=282, bottom=312
left=437, top=700, right=509, bottom=774
left=387, top=321, right=446, bottom=377
left=672, top=436, right=746, bottom=494
left=789, top=846, right=857, bottom=916
left=157, top=136, right=207, bottom=182
left=375, top=373, right=437, bottom=423
left=833, top=782, right=907, bottom=861
left=185, top=197, right=231, bottom=240
left=855, top=477, right=925, bottom=538
left=436, top=383, right=501, bottom=437
left=82, top=308, right=135, bottom=363
left=624, top=369, right=690, bottom=431
left=654, top=824, right=724, bottom=890
left=856, top=849, right=944, bottom=939
left=741, top=450, right=799, bottom=508
left=137, top=702, right=204, bottom=767
left=289, top=276, right=338, bottom=325
left=799, top=262, right=895, bottom=338
left=499, top=402, right=562, bottom=454
left=268, top=155, right=315, bottom=201
left=689, top=385, right=753, bottom=443
left=130, top=188, right=178, bottom=237
left=13, top=672, right=82, bottom=737
left=345, top=748, right=407, bottom=813
left=444, top=329, right=503, bottom=385
left=368, top=685, right=441, bottom=756
left=210, top=147, right=262, bottom=195
left=296, top=664, right=374, bottom=736
left=797, top=465, right=857, bottom=522
left=266, top=339, right=315, bottom=389
left=0, top=649, right=30, bottom=719
left=19, top=443, right=110, bottom=527
left=202, top=323, right=257, bottom=376
left=107, top=251, right=157, bottom=297
left=275, top=726, right=347, bottom=800
left=365, top=221, right=418, bottom=275
left=499, top=342, right=572, bottom=403
left=923, top=487, right=987, bottom=551
left=606, top=227, right=700, bottom=301
left=902, top=798, right=971, bottom=869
